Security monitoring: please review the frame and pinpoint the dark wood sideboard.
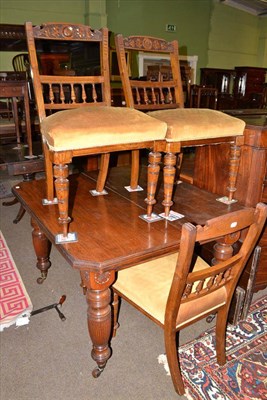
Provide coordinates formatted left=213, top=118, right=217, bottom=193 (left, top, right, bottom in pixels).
left=192, top=114, right=267, bottom=314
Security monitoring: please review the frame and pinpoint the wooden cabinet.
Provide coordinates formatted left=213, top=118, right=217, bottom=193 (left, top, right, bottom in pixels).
left=200, top=67, right=267, bottom=110
left=200, top=67, right=236, bottom=109
left=233, top=67, right=267, bottom=109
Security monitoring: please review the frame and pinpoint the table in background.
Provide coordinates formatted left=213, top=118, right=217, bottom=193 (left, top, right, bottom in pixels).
left=0, top=72, right=33, bottom=156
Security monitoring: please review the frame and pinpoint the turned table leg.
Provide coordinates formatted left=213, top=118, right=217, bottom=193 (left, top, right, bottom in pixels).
left=31, top=218, right=52, bottom=284
left=80, top=270, right=116, bottom=377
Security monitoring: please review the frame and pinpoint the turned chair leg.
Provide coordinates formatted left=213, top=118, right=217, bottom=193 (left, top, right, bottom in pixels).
left=144, top=151, right=162, bottom=220
left=53, top=163, right=77, bottom=243
left=227, top=144, right=241, bottom=202
left=217, top=142, right=242, bottom=205
left=162, top=152, right=177, bottom=217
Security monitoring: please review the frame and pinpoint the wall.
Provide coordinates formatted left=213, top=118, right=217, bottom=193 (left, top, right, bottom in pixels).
left=0, top=0, right=107, bottom=70
left=106, top=0, right=266, bottom=81
left=106, top=0, right=212, bottom=81
left=208, top=1, right=262, bottom=68
left=0, top=0, right=266, bottom=79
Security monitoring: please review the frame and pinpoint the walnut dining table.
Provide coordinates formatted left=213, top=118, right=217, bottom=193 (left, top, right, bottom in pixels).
left=11, top=165, right=246, bottom=377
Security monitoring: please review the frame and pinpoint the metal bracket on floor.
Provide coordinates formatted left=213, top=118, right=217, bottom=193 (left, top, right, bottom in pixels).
left=31, top=295, right=67, bottom=321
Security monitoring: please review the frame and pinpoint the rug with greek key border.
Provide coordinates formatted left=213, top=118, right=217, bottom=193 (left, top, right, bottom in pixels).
left=0, top=230, right=32, bottom=331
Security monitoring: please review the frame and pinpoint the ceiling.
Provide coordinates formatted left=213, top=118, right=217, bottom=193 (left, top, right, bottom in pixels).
left=220, top=0, right=267, bottom=16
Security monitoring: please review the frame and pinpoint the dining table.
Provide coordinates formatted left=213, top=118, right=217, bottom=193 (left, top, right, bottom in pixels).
left=11, top=163, right=247, bottom=377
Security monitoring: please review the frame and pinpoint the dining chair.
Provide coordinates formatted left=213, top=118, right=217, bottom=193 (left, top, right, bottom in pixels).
left=112, top=202, right=267, bottom=395
left=115, top=34, right=246, bottom=220
left=25, top=22, right=167, bottom=243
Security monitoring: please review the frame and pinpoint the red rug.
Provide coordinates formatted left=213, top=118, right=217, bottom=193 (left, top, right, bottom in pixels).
left=158, top=295, right=267, bottom=399
left=0, top=231, right=33, bottom=331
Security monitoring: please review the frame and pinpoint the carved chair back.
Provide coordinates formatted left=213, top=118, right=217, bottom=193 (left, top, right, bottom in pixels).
left=25, top=22, right=111, bottom=122
left=115, top=34, right=184, bottom=111
left=167, top=204, right=267, bottom=325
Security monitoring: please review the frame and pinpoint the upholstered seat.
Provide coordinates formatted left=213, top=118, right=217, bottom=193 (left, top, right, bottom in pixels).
left=115, top=34, right=245, bottom=219
left=148, top=108, right=245, bottom=142
left=25, top=22, right=167, bottom=243
left=112, top=203, right=267, bottom=396
left=41, top=106, right=166, bottom=151
left=113, top=252, right=227, bottom=328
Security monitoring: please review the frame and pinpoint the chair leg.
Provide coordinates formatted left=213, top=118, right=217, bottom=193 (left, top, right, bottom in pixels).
left=112, top=291, right=120, bottom=338
left=91, top=153, right=110, bottom=195
left=227, top=143, right=241, bottom=202
left=162, top=152, right=177, bottom=217
left=53, top=163, right=77, bottom=244
left=144, top=151, right=162, bottom=219
left=217, top=141, right=242, bottom=205
left=130, top=149, right=140, bottom=190
left=215, top=307, right=228, bottom=365
left=165, top=330, right=185, bottom=396
left=42, top=142, right=57, bottom=204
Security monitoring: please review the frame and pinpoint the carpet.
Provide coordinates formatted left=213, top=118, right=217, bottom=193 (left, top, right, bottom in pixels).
left=158, top=295, right=267, bottom=400
left=0, top=230, right=33, bottom=331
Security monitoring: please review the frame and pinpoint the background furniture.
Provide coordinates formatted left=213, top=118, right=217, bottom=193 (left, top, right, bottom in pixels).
left=0, top=71, right=33, bottom=156
left=233, top=66, right=267, bottom=109
left=189, top=84, right=218, bottom=109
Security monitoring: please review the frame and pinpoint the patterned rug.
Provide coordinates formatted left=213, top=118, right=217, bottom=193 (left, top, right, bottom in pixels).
left=158, top=295, right=267, bottom=399
left=0, top=230, right=33, bottom=331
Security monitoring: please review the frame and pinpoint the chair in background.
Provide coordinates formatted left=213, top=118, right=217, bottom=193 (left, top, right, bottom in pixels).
left=12, top=53, right=33, bottom=101
left=112, top=202, right=267, bottom=395
left=189, top=84, right=218, bottom=109
left=12, top=53, right=30, bottom=73
left=115, top=34, right=245, bottom=220
left=25, top=22, right=167, bottom=243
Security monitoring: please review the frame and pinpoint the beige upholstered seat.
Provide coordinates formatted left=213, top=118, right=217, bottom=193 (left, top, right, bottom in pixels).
left=112, top=203, right=267, bottom=396
left=115, top=34, right=245, bottom=219
left=41, top=106, right=166, bottom=151
left=113, top=252, right=227, bottom=327
left=25, top=22, right=167, bottom=242
left=149, top=108, right=245, bottom=142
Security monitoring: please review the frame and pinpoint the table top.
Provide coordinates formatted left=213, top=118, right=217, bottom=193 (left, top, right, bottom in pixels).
left=11, top=165, right=246, bottom=273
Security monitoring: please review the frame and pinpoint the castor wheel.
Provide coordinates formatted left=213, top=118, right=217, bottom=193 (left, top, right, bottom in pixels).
left=206, top=314, right=216, bottom=323
left=92, top=366, right=104, bottom=378
left=37, top=274, right=47, bottom=284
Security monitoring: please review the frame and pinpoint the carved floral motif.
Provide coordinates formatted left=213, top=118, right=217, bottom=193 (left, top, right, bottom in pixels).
left=33, top=23, right=102, bottom=41
left=124, top=36, right=173, bottom=52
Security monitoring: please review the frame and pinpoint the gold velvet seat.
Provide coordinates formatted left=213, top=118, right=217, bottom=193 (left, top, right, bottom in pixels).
left=113, top=203, right=267, bottom=395
left=25, top=22, right=167, bottom=242
left=115, top=34, right=245, bottom=220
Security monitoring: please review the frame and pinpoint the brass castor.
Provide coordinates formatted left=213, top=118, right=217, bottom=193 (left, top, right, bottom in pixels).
left=37, top=272, right=47, bottom=284
left=92, top=366, right=104, bottom=378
